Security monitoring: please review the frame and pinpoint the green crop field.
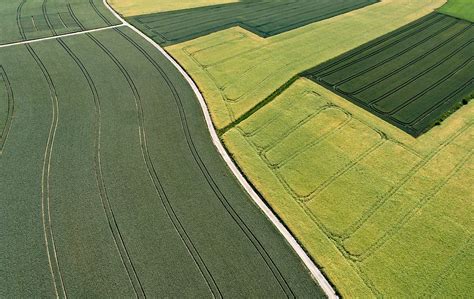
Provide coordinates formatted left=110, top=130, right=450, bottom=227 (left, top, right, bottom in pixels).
left=0, top=0, right=324, bottom=297
left=438, top=0, right=474, bottom=22
left=304, top=13, right=473, bottom=136
left=109, top=0, right=238, bottom=17
left=0, top=0, right=120, bottom=45
left=222, top=78, right=473, bottom=297
left=166, top=0, right=446, bottom=130
left=3, top=0, right=474, bottom=297
left=128, top=0, right=379, bottom=46
left=0, top=66, right=14, bottom=151
left=130, top=0, right=474, bottom=297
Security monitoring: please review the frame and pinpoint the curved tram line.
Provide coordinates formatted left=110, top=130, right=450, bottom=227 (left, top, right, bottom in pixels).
left=103, top=0, right=338, bottom=296
left=0, top=67, right=15, bottom=153
left=26, top=43, right=67, bottom=298
left=11, top=0, right=338, bottom=297
left=70, top=4, right=223, bottom=297
left=91, top=1, right=296, bottom=296
left=55, top=38, right=146, bottom=297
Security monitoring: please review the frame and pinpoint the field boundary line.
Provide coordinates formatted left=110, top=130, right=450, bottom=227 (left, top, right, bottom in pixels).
left=0, top=24, right=125, bottom=49
left=102, top=1, right=338, bottom=297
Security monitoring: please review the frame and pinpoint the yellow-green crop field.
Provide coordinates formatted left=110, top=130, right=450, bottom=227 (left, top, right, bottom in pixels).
left=223, top=78, right=473, bottom=297
left=157, top=0, right=474, bottom=296
left=109, top=0, right=238, bottom=16
left=167, top=0, right=446, bottom=130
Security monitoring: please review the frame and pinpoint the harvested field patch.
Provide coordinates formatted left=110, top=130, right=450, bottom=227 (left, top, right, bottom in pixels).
left=304, top=13, right=474, bottom=136
left=129, top=0, right=379, bottom=46
left=223, top=78, right=474, bottom=297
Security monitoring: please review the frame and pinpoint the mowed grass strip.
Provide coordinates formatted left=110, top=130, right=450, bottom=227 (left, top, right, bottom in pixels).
left=222, top=78, right=473, bottom=297
left=166, top=0, right=446, bottom=130
left=109, top=0, right=238, bottom=17
left=0, top=0, right=120, bottom=45
left=128, top=0, right=378, bottom=46
left=437, top=0, right=474, bottom=22
left=304, top=13, right=473, bottom=136
left=0, top=26, right=322, bottom=297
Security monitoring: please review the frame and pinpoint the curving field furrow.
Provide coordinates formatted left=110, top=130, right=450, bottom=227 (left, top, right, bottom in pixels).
left=0, top=0, right=324, bottom=297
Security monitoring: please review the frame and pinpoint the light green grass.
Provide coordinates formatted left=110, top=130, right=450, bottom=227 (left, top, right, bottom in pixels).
left=167, top=0, right=446, bottom=130
left=223, top=78, right=474, bottom=297
left=438, top=0, right=474, bottom=22
left=109, top=0, right=238, bottom=16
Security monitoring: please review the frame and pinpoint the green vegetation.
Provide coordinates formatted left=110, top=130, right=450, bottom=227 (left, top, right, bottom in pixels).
left=438, top=0, right=474, bottom=22
left=223, top=78, right=474, bottom=297
left=304, top=13, right=473, bottom=136
left=134, top=0, right=473, bottom=296
left=129, top=0, right=378, bottom=46
left=0, top=0, right=120, bottom=45
left=109, top=0, right=238, bottom=16
left=166, top=0, right=446, bottom=129
left=0, top=66, right=14, bottom=151
left=1, top=1, right=323, bottom=297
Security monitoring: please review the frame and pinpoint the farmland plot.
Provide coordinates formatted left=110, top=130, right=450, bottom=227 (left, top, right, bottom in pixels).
left=0, top=5, right=322, bottom=298
left=304, top=13, right=473, bottom=136
left=437, top=0, right=474, bottom=22
left=0, top=0, right=120, bottom=45
left=223, top=78, right=474, bottom=297
left=129, top=0, right=379, bottom=46
left=166, top=0, right=446, bottom=129
left=109, top=0, right=239, bottom=16
left=0, top=67, right=14, bottom=151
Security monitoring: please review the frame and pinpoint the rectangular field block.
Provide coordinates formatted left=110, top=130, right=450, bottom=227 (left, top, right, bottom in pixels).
left=129, top=0, right=379, bottom=46
left=304, top=13, right=474, bottom=136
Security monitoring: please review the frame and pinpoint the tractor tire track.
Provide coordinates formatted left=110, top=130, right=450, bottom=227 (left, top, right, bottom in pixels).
left=0, top=67, right=15, bottom=153
left=114, top=27, right=296, bottom=298
left=55, top=37, right=144, bottom=297
left=25, top=43, right=67, bottom=299
left=85, top=32, right=222, bottom=298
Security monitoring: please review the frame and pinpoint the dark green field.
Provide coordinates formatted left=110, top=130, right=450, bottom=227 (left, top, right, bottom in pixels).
left=304, top=13, right=473, bottom=136
left=0, top=0, right=323, bottom=297
left=0, top=0, right=120, bottom=45
left=128, top=0, right=378, bottom=46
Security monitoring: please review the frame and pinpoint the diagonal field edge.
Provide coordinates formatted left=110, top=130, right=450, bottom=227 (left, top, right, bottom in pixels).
left=102, top=0, right=338, bottom=297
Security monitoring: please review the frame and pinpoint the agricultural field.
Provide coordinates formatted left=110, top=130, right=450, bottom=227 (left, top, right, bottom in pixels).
left=304, top=12, right=473, bottom=136
left=132, top=0, right=473, bottom=297
left=0, top=66, right=14, bottom=152
left=0, top=0, right=120, bottom=45
left=166, top=0, right=446, bottom=130
left=437, top=0, right=474, bottom=22
left=0, top=0, right=324, bottom=297
left=109, top=0, right=238, bottom=16
left=222, top=78, right=473, bottom=297
left=3, top=0, right=473, bottom=297
left=128, top=0, right=379, bottom=46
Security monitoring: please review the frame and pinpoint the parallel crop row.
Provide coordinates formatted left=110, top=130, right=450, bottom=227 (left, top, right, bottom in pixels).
left=304, top=13, right=473, bottom=136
